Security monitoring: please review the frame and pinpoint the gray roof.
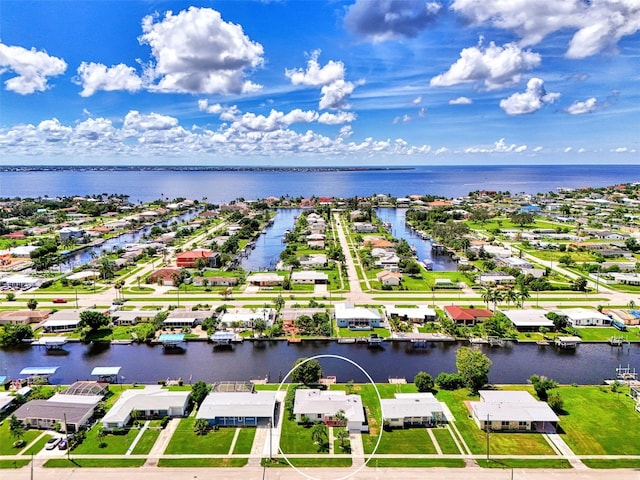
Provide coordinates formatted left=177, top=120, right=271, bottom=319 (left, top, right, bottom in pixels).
left=196, top=391, right=276, bottom=420
left=293, top=389, right=365, bottom=423
left=102, top=386, right=190, bottom=424
left=381, top=393, right=445, bottom=420
left=471, top=390, right=559, bottom=423
left=14, top=400, right=95, bottom=424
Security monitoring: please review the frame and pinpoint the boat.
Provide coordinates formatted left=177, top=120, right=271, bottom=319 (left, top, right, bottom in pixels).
left=536, top=340, right=550, bottom=346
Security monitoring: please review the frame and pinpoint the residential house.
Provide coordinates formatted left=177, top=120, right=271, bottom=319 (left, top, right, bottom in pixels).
left=375, top=254, right=400, bottom=272
left=148, top=267, right=182, bottom=286
left=299, top=254, right=327, bottom=269
left=218, top=308, right=275, bottom=328
left=192, top=276, right=238, bottom=287
left=41, top=310, right=83, bottom=333
left=293, top=389, right=368, bottom=432
left=384, top=305, right=436, bottom=323
left=556, top=308, right=610, bottom=327
left=291, top=271, right=329, bottom=284
left=443, top=305, right=493, bottom=326
left=196, top=391, right=276, bottom=427
left=163, top=309, right=213, bottom=329
left=102, top=385, right=190, bottom=430
left=58, top=226, right=85, bottom=242
left=469, top=391, right=559, bottom=432
left=353, top=223, right=377, bottom=233
left=603, top=309, right=639, bottom=326
left=306, top=233, right=325, bottom=249
left=176, top=249, right=220, bottom=268
left=246, top=273, right=284, bottom=287
left=376, top=271, right=402, bottom=287
left=334, top=303, right=381, bottom=330
left=0, top=309, right=50, bottom=326
left=500, top=310, right=555, bottom=332
left=111, top=310, right=158, bottom=326
left=381, top=393, right=446, bottom=428
left=477, top=273, right=516, bottom=287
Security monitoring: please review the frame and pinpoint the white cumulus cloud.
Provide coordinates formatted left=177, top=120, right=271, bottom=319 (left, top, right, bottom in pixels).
left=319, top=79, right=356, bottom=110
left=76, top=62, right=143, bottom=97
left=318, top=112, right=357, bottom=125
left=499, top=78, right=559, bottom=115
left=451, top=0, right=640, bottom=58
left=231, top=109, right=318, bottom=132
left=197, top=100, right=240, bottom=121
left=449, top=96, right=472, bottom=105
left=123, top=111, right=179, bottom=132
left=0, top=41, right=67, bottom=94
left=566, top=97, right=597, bottom=115
left=430, top=41, right=541, bottom=90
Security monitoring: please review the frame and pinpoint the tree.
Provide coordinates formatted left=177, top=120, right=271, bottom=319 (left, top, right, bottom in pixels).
left=435, top=372, right=465, bottom=390
left=191, top=381, right=211, bottom=407
left=456, top=347, right=492, bottom=394
left=414, top=372, right=434, bottom=392
left=79, top=310, right=109, bottom=331
left=573, top=277, right=588, bottom=292
left=310, top=422, right=328, bottom=451
left=529, top=374, right=558, bottom=401
left=0, top=324, right=33, bottom=347
left=273, top=294, right=285, bottom=312
left=99, top=257, right=116, bottom=280
left=290, top=357, right=323, bottom=385
left=6, top=292, right=15, bottom=302
left=548, top=392, right=564, bottom=413
left=9, top=415, right=25, bottom=441
left=335, top=426, right=350, bottom=452
left=194, top=418, right=209, bottom=435
left=253, top=318, right=267, bottom=337
left=27, top=298, right=38, bottom=311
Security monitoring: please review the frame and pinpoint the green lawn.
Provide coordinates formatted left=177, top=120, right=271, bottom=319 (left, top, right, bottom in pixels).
left=477, top=459, right=572, bottom=469
left=158, top=458, right=248, bottom=467
left=582, top=459, right=640, bottom=469
left=0, top=423, right=43, bottom=455
left=558, top=386, right=640, bottom=455
left=43, top=458, right=145, bottom=468
left=574, top=326, right=640, bottom=342
left=264, top=457, right=352, bottom=468
left=432, top=426, right=461, bottom=454
left=164, top=418, right=236, bottom=454
left=337, top=327, right=390, bottom=338
left=279, top=418, right=328, bottom=454
left=368, top=428, right=437, bottom=454
left=367, top=458, right=466, bottom=468
left=22, top=433, right=54, bottom=456
left=233, top=427, right=256, bottom=454
left=72, top=425, right=140, bottom=455
left=436, top=389, right=556, bottom=456
left=131, top=427, right=161, bottom=454
left=0, top=460, right=31, bottom=469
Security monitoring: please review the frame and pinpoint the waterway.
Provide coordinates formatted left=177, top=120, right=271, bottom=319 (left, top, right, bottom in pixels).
left=1, top=341, right=637, bottom=386
left=375, top=208, right=458, bottom=271
left=240, top=209, right=302, bottom=272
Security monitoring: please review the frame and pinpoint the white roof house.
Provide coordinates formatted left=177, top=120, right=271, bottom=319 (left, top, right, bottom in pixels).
left=293, top=389, right=367, bottom=432
left=500, top=310, right=555, bottom=331
left=291, top=271, right=329, bottom=284
left=196, top=391, right=276, bottom=426
left=381, top=393, right=447, bottom=428
left=246, top=273, right=284, bottom=286
left=218, top=308, right=275, bottom=328
left=470, top=390, right=559, bottom=432
left=556, top=308, right=611, bottom=327
left=102, top=385, right=190, bottom=430
left=334, top=303, right=381, bottom=330
left=384, top=305, right=436, bottom=323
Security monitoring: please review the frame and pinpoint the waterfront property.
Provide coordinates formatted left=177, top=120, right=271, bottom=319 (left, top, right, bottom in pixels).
left=218, top=308, right=275, bottom=328
left=500, top=310, right=555, bottom=332
left=102, top=385, right=190, bottom=430
left=381, top=393, right=447, bottom=428
left=246, top=273, right=284, bottom=287
left=175, top=249, right=220, bottom=268
left=556, top=308, right=611, bottom=327
left=469, top=391, right=559, bottom=432
left=443, top=305, right=493, bottom=326
left=196, top=389, right=276, bottom=427
left=0, top=309, right=50, bottom=326
left=384, top=305, right=437, bottom=324
left=41, top=310, right=82, bottom=333
left=111, top=309, right=158, bottom=326
left=163, top=309, right=212, bottom=329
left=334, top=303, right=381, bottom=330
left=291, top=271, right=329, bottom=284
left=293, top=389, right=368, bottom=432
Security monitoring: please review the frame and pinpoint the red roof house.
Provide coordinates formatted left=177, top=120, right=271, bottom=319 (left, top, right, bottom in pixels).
left=443, top=305, right=493, bottom=326
left=176, top=249, right=220, bottom=268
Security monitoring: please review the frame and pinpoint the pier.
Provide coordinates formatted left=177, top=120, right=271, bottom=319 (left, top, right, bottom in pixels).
left=555, top=336, right=581, bottom=349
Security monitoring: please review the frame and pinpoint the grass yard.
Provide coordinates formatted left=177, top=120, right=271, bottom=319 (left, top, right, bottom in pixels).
left=232, top=427, right=256, bottom=454
left=574, top=327, right=640, bottom=342
left=164, top=418, right=236, bottom=454
left=367, top=458, right=465, bottom=468
left=337, top=327, right=391, bottom=338
left=432, top=426, right=461, bottom=454
left=477, top=459, right=572, bottom=469
left=0, top=460, right=31, bottom=469
left=131, top=427, right=161, bottom=454
left=262, top=457, right=352, bottom=468
left=22, top=433, right=54, bottom=455
left=158, top=458, right=248, bottom=467
left=558, top=386, right=640, bottom=455
left=0, top=423, right=43, bottom=455
left=43, top=458, right=145, bottom=468
left=367, top=427, right=437, bottom=455
left=279, top=418, right=328, bottom=454
left=436, top=389, right=557, bottom=456
left=582, top=459, right=640, bottom=469
left=72, top=425, right=140, bottom=455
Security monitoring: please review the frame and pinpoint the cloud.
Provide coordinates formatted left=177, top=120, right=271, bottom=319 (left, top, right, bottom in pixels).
left=123, top=111, right=179, bottom=132
left=499, top=78, right=559, bottom=115
left=463, top=138, right=527, bottom=153
left=37, top=118, right=72, bottom=142
left=412, top=96, right=422, bottom=105
left=344, top=0, right=442, bottom=41
left=0, top=41, right=67, bottom=94
left=318, top=111, right=357, bottom=125
left=76, top=62, right=143, bottom=97
left=611, top=147, right=628, bottom=153
left=76, top=7, right=264, bottom=96
left=197, top=100, right=240, bottom=121
left=430, top=41, right=540, bottom=90
left=73, top=117, right=117, bottom=142
left=449, top=96, right=472, bottom=105
left=231, top=109, right=318, bottom=132
left=286, top=50, right=358, bottom=110
left=451, top=0, right=640, bottom=58
left=566, top=97, right=597, bottom=115
left=139, top=7, right=264, bottom=94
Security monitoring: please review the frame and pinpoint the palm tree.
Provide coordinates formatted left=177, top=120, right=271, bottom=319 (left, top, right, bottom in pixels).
left=481, top=287, right=493, bottom=309
left=517, top=285, right=530, bottom=307
left=310, top=423, right=328, bottom=451
left=504, top=288, right=518, bottom=308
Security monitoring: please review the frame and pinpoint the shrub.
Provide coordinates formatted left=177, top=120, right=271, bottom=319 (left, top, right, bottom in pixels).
left=435, top=372, right=465, bottom=390
left=13, top=440, right=26, bottom=449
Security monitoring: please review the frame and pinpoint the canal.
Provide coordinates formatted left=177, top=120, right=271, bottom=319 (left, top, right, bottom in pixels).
left=1, top=341, right=637, bottom=386
left=375, top=208, right=458, bottom=271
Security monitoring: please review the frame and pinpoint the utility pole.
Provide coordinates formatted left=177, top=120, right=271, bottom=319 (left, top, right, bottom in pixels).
left=486, top=413, right=490, bottom=462
left=63, top=412, right=70, bottom=460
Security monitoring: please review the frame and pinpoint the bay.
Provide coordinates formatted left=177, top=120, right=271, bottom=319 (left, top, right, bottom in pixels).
left=2, top=164, right=639, bottom=203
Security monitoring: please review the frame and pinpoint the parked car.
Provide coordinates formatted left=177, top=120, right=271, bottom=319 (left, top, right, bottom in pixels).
left=45, top=437, right=60, bottom=450
left=57, top=439, right=67, bottom=450
left=52, top=298, right=68, bottom=304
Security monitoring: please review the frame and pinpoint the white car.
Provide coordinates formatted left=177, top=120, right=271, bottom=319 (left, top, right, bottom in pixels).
left=45, top=437, right=60, bottom=450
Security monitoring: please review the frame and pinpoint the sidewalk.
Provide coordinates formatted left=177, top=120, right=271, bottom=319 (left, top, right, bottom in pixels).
left=143, top=418, right=180, bottom=467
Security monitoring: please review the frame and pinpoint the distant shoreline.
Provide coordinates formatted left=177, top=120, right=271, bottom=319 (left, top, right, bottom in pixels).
left=0, top=165, right=414, bottom=173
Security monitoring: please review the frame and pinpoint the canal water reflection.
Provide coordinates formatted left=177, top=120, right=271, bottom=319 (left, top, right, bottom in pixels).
left=1, top=341, right=637, bottom=386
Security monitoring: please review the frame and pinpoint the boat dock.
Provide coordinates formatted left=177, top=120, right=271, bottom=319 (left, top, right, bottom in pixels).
left=555, top=336, right=581, bottom=349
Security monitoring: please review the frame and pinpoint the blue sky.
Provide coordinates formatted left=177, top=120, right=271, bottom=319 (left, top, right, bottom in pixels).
left=1, top=0, right=638, bottom=166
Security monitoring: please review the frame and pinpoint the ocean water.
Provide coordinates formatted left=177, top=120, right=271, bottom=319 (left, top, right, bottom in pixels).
left=1, top=164, right=639, bottom=203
